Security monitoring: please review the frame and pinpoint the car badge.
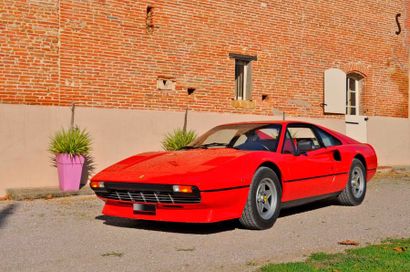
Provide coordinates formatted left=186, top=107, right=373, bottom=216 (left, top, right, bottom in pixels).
left=139, top=174, right=145, bottom=179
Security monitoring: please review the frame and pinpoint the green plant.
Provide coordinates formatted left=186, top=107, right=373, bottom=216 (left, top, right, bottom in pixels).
left=49, top=127, right=91, bottom=156
left=162, top=128, right=196, bottom=151
left=261, top=238, right=410, bottom=272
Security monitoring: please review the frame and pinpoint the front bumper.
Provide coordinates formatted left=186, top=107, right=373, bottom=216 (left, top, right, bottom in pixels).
left=96, top=186, right=249, bottom=223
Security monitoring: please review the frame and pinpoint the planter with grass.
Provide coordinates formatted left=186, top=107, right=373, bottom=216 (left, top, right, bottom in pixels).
left=49, top=127, right=91, bottom=192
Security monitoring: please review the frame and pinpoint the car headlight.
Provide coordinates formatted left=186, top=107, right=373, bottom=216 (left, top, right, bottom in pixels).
left=90, top=181, right=105, bottom=189
left=172, top=185, right=193, bottom=193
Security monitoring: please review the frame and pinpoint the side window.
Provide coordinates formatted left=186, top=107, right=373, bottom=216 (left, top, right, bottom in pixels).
left=287, top=126, right=321, bottom=153
left=282, top=131, right=296, bottom=154
left=316, top=128, right=342, bottom=147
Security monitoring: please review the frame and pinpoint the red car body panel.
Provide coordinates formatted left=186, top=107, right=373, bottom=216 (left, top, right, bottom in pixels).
left=91, top=121, right=378, bottom=223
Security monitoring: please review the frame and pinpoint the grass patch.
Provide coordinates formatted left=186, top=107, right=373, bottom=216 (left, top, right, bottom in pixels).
left=261, top=238, right=410, bottom=272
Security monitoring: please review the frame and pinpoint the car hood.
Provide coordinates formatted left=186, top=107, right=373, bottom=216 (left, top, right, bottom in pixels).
left=92, top=148, right=249, bottom=185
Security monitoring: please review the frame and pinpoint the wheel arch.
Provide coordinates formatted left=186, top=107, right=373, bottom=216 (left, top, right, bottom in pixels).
left=258, top=161, right=282, bottom=189
left=354, top=153, right=367, bottom=171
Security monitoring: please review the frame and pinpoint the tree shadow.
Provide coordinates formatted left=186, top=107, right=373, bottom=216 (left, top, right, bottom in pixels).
left=0, top=203, right=18, bottom=229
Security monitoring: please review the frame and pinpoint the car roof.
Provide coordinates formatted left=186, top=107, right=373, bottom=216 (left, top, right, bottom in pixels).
left=218, top=120, right=312, bottom=126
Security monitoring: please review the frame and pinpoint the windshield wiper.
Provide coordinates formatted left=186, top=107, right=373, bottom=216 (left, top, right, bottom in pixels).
left=180, top=146, right=197, bottom=150
left=181, top=142, right=237, bottom=150
left=198, top=142, right=238, bottom=149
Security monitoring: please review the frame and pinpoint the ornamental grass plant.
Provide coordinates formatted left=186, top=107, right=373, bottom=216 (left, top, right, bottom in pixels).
left=49, top=126, right=91, bottom=157
left=162, top=128, right=197, bottom=151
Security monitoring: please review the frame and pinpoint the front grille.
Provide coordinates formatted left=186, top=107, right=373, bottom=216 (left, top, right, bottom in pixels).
left=96, top=190, right=200, bottom=204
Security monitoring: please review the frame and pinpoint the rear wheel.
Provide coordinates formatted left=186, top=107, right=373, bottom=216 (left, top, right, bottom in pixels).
left=337, top=158, right=366, bottom=206
left=239, top=167, right=282, bottom=230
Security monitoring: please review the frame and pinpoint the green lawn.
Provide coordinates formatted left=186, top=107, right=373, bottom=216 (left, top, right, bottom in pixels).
left=261, top=238, right=410, bottom=272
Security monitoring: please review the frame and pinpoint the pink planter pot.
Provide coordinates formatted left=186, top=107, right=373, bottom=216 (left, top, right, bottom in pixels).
left=56, top=154, right=85, bottom=192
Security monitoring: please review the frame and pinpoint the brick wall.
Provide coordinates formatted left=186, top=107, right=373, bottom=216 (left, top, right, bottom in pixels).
left=1, top=0, right=408, bottom=117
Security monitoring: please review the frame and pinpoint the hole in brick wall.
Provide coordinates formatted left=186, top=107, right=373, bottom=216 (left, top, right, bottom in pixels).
left=146, top=6, right=154, bottom=33
left=187, top=88, right=196, bottom=95
left=157, top=78, right=176, bottom=90
left=261, top=94, right=268, bottom=101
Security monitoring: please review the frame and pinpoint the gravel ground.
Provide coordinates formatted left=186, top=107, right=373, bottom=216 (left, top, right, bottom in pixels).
left=1, top=174, right=410, bottom=272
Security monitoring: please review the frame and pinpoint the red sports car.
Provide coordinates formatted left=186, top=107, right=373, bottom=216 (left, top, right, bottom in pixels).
left=91, top=121, right=377, bottom=230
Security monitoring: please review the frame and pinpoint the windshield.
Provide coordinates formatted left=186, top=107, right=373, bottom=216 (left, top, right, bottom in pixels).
left=187, top=124, right=282, bottom=151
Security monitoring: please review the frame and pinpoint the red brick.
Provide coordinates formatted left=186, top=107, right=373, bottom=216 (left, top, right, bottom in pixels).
left=0, top=0, right=408, bottom=118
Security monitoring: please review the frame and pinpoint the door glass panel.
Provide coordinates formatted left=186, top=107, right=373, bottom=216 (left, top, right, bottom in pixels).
left=287, top=127, right=321, bottom=152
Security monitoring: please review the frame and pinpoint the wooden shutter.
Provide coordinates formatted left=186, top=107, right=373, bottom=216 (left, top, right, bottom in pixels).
left=324, top=68, right=346, bottom=114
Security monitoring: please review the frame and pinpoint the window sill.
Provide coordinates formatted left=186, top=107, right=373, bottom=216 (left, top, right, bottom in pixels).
left=231, top=99, right=255, bottom=109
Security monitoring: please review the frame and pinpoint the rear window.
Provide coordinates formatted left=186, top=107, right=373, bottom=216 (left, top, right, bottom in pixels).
left=316, top=128, right=341, bottom=147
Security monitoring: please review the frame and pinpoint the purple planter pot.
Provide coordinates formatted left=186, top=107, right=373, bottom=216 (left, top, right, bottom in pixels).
left=56, top=154, right=85, bottom=192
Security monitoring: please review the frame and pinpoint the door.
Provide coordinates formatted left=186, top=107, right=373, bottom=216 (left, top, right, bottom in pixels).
left=345, top=73, right=367, bottom=143
left=280, top=125, right=337, bottom=201
left=345, top=115, right=368, bottom=143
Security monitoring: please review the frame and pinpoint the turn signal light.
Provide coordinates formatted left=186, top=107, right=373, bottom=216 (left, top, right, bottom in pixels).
left=172, top=185, right=193, bottom=193
left=90, top=181, right=104, bottom=189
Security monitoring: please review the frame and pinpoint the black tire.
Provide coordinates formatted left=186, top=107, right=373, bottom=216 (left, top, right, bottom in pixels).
left=337, top=159, right=367, bottom=206
left=239, top=167, right=282, bottom=230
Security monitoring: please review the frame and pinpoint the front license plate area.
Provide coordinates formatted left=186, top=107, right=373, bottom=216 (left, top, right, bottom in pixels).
left=133, top=203, right=156, bottom=214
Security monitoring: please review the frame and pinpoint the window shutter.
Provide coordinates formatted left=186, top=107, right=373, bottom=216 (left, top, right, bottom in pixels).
left=324, top=68, right=346, bottom=114
left=245, top=62, right=252, bottom=100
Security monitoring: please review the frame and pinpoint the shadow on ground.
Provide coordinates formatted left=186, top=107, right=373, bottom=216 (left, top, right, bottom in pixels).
left=95, top=215, right=239, bottom=234
left=0, top=203, right=18, bottom=228
left=96, top=199, right=336, bottom=234
left=280, top=199, right=335, bottom=218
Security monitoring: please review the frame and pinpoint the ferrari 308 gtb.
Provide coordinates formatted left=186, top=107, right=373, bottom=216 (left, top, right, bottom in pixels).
left=91, top=121, right=377, bottom=230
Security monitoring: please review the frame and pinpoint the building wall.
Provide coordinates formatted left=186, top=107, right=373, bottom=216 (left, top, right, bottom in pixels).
left=1, top=103, right=410, bottom=196
left=0, top=104, right=347, bottom=196
left=0, top=0, right=408, bottom=118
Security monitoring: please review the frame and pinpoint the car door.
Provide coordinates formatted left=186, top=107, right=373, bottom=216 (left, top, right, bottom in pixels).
left=280, top=124, right=337, bottom=202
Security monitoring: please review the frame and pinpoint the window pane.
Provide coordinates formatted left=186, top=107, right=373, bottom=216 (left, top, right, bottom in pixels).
left=202, top=129, right=237, bottom=146
left=349, top=91, right=356, bottom=106
left=235, top=61, right=245, bottom=99
left=349, top=78, right=356, bottom=91
left=287, top=127, right=321, bottom=152
left=316, top=128, right=341, bottom=147
left=191, top=124, right=282, bottom=152
left=282, top=131, right=295, bottom=154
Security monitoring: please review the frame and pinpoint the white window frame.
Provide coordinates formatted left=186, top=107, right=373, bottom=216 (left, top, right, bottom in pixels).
left=346, top=74, right=363, bottom=116
left=230, top=53, right=256, bottom=101
left=235, top=59, right=250, bottom=100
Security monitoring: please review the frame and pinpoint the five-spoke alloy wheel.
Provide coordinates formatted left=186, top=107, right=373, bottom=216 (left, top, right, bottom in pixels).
left=240, top=167, right=282, bottom=230
left=337, top=158, right=367, bottom=206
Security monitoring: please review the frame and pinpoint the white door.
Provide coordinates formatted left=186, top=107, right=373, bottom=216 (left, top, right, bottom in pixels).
left=345, top=115, right=367, bottom=143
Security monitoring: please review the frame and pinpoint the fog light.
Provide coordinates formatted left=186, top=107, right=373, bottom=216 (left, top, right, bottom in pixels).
left=172, top=185, right=193, bottom=193
left=90, top=181, right=104, bottom=189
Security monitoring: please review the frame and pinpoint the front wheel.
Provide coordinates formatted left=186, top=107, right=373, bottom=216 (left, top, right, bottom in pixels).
left=337, top=158, right=367, bottom=206
left=239, top=167, right=282, bottom=230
